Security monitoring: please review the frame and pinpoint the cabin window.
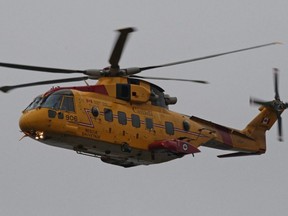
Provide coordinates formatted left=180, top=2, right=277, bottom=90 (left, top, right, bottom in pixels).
left=183, top=120, right=190, bottom=131
left=118, top=111, right=127, bottom=125
left=104, top=108, right=113, bottom=122
left=145, top=118, right=153, bottom=129
left=165, top=121, right=174, bottom=135
left=91, top=107, right=99, bottom=117
left=131, top=114, right=141, bottom=128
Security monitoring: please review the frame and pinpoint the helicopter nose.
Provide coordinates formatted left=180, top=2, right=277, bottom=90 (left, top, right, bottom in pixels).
left=19, top=109, right=49, bottom=133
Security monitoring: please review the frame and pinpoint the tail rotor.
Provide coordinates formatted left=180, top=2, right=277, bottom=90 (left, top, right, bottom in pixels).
left=250, top=69, right=288, bottom=141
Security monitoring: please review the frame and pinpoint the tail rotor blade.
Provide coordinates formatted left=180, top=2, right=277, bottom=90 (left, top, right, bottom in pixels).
left=274, top=68, right=280, bottom=100
left=277, top=114, right=283, bottom=141
left=250, top=97, right=271, bottom=107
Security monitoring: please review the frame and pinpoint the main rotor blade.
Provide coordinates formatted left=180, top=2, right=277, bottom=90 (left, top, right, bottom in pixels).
left=274, top=68, right=280, bottom=100
left=140, top=42, right=281, bottom=72
left=109, top=27, right=135, bottom=70
left=0, top=76, right=89, bottom=93
left=0, top=62, right=86, bottom=74
left=130, top=75, right=208, bottom=84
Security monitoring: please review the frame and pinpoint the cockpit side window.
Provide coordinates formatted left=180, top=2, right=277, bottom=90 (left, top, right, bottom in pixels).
left=41, top=90, right=75, bottom=112
left=60, top=96, right=75, bottom=112
left=42, top=94, right=62, bottom=110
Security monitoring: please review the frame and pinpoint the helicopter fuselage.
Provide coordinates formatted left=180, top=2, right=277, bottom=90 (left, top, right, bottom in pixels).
left=19, top=77, right=272, bottom=167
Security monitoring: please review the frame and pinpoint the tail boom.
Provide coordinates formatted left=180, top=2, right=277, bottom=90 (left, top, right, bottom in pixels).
left=191, top=105, right=280, bottom=156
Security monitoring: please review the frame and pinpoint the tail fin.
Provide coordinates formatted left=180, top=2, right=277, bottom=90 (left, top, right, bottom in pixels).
left=241, top=106, right=279, bottom=152
left=241, top=69, right=288, bottom=151
left=248, top=69, right=287, bottom=141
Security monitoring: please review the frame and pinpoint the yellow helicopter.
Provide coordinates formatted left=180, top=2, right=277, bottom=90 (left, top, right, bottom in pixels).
left=0, top=28, right=285, bottom=167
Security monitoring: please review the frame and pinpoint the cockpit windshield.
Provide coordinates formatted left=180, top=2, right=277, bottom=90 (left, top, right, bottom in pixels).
left=41, top=90, right=75, bottom=112
left=24, top=95, right=43, bottom=111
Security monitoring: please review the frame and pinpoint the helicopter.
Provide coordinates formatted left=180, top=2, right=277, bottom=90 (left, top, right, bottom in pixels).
left=0, top=28, right=285, bottom=167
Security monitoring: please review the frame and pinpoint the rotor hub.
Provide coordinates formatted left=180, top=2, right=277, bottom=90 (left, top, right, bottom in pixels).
left=273, top=100, right=287, bottom=112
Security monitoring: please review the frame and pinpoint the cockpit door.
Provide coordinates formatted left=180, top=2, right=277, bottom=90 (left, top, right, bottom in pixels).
left=59, top=95, right=78, bottom=134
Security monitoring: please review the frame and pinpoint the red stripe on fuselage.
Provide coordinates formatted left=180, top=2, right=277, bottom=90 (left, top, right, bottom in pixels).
left=216, top=126, right=233, bottom=146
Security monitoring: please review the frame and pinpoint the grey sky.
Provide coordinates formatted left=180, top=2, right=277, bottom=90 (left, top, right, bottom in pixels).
left=0, top=0, right=288, bottom=215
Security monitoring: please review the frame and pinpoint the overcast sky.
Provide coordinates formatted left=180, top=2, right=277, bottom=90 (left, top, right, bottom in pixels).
left=1, top=1, right=288, bottom=215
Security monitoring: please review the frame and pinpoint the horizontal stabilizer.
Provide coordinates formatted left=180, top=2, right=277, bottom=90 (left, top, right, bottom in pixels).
left=217, top=152, right=261, bottom=158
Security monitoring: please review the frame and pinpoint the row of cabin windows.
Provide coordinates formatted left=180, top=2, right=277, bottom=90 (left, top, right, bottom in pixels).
left=103, top=108, right=174, bottom=135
